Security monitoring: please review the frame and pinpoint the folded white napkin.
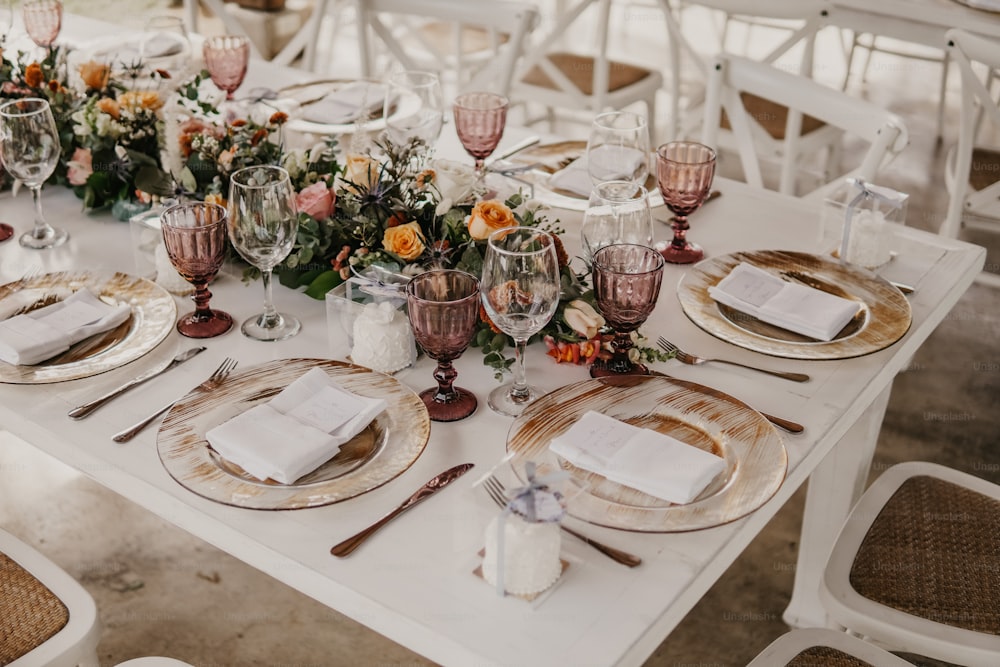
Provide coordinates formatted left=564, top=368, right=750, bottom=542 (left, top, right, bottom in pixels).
left=300, top=82, right=389, bottom=124
left=708, top=262, right=861, bottom=341
left=206, top=367, right=387, bottom=484
left=141, top=33, right=186, bottom=58
left=549, top=411, right=726, bottom=505
left=0, top=288, right=131, bottom=366
left=548, top=145, right=646, bottom=198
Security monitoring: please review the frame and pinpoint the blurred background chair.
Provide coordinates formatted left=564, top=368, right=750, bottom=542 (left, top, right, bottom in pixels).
left=515, top=0, right=663, bottom=140
left=747, top=627, right=916, bottom=666
left=701, top=53, right=908, bottom=198
left=821, top=462, right=1000, bottom=667
left=1, top=526, right=101, bottom=667
left=354, top=0, right=540, bottom=99
left=942, top=28, right=1000, bottom=288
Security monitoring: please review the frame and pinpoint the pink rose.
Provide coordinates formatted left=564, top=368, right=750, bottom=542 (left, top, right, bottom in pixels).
left=295, top=181, right=335, bottom=219
left=67, top=148, right=93, bottom=187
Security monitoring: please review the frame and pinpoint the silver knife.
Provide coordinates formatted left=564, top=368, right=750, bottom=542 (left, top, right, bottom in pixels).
left=331, top=463, right=475, bottom=557
left=68, top=346, right=206, bottom=419
left=485, top=136, right=541, bottom=169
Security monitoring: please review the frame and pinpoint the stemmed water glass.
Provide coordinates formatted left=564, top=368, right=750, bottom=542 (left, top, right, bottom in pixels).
left=0, top=98, right=68, bottom=249
left=581, top=180, right=654, bottom=265
left=406, top=269, right=481, bottom=422
left=227, top=165, right=301, bottom=342
left=590, top=244, right=665, bottom=377
left=655, top=141, right=716, bottom=264
left=22, top=0, right=61, bottom=50
left=384, top=70, right=444, bottom=150
left=203, top=35, right=250, bottom=101
left=160, top=202, right=233, bottom=338
left=480, top=227, right=560, bottom=417
left=586, top=110, right=650, bottom=187
left=453, top=92, right=508, bottom=186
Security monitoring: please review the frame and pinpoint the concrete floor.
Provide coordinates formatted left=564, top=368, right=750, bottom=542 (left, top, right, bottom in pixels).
left=2, top=2, right=999, bottom=666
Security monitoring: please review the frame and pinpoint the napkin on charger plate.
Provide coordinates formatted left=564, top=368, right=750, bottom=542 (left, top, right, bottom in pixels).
left=205, top=367, right=387, bottom=484
left=549, top=411, right=726, bottom=505
left=0, top=288, right=131, bottom=366
left=300, top=81, right=389, bottom=125
left=548, top=145, right=647, bottom=198
left=708, top=262, right=861, bottom=342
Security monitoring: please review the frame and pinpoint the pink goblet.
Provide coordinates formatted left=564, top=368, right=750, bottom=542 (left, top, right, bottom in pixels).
left=160, top=202, right=233, bottom=339
left=655, top=141, right=716, bottom=264
left=203, top=35, right=250, bottom=100
left=452, top=92, right=508, bottom=184
left=406, top=270, right=481, bottom=422
left=590, top=243, right=665, bottom=377
left=22, top=0, right=61, bottom=49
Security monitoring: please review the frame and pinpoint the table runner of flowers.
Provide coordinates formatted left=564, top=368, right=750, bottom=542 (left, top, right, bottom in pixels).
left=0, top=46, right=668, bottom=374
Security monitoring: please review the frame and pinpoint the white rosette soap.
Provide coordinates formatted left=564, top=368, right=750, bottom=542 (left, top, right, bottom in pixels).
left=482, top=464, right=566, bottom=597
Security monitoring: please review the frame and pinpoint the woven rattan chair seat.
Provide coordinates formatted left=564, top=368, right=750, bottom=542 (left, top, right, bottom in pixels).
left=721, top=93, right=827, bottom=140
left=969, top=147, right=1000, bottom=192
left=1, top=551, right=70, bottom=664
left=521, top=52, right=654, bottom=95
left=848, top=475, right=1000, bottom=635
left=787, top=645, right=876, bottom=667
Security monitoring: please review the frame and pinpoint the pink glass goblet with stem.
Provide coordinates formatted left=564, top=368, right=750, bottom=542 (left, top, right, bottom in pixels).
left=203, top=35, right=250, bottom=101
left=453, top=92, right=508, bottom=185
left=406, top=269, right=481, bottom=422
left=160, top=202, right=233, bottom=339
left=655, top=141, right=716, bottom=264
left=590, top=243, right=665, bottom=377
left=22, top=0, right=61, bottom=50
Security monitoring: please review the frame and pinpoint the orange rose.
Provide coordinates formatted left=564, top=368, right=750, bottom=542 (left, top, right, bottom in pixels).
left=382, top=221, right=426, bottom=261
left=97, top=97, right=120, bottom=120
left=78, top=61, right=110, bottom=90
left=24, top=62, right=43, bottom=88
left=466, top=200, right=516, bottom=241
left=119, top=90, right=163, bottom=112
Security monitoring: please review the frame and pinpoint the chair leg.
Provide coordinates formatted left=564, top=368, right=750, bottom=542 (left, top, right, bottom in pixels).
left=935, top=51, right=950, bottom=145
left=859, top=34, right=877, bottom=85
left=842, top=30, right=860, bottom=91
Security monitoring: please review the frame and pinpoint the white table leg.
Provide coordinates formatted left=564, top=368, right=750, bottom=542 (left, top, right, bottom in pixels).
left=783, top=384, right=892, bottom=629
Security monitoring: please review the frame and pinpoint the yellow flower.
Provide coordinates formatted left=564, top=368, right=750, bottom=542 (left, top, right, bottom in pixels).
left=466, top=200, right=516, bottom=241
left=382, top=221, right=426, bottom=261
left=78, top=61, right=110, bottom=90
left=97, top=97, right=120, bottom=120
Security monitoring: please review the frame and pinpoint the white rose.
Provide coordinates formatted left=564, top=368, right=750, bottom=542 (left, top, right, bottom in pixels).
left=431, top=159, right=476, bottom=210
left=563, top=300, right=605, bottom=339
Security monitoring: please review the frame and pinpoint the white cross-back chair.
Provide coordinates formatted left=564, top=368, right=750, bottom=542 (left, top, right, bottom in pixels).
left=354, top=0, right=540, bottom=99
left=821, top=462, right=1000, bottom=667
left=657, top=0, right=831, bottom=141
left=514, top=0, right=663, bottom=140
left=701, top=53, right=908, bottom=199
left=942, top=29, right=1000, bottom=288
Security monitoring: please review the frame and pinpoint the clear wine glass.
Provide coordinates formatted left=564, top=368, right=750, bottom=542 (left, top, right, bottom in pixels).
left=586, top=110, right=650, bottom=187
left=590, top=244, right=665, bottom=377
left=480, top=227, right=560, bottom=417
left=0, top=98, right=68, bottom=249
left=581, top=180, right=654, bottom=265
left=406, top=269, right=481, bottom=422
left=141, top=15, right=192, bottom=79
left=22, top=0, right=61, bottom=50
left=203, top=35, right=250, bottom=101
left=452, top=91, right=508, bottom=185
left=160, top=202, right=233, bottom=339
left=384, top=70, right=444, bottom=150
left=655, top=141, right=716, bottom=264
left=227, top=165, right=301, bottom=342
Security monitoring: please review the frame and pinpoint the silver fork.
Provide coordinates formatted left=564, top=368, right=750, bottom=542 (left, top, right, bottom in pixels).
left=482, top=474, right=642, bottom=568
left=112, top=358, right=238, bottom=443
left=657, top=337, right=809, bottom=383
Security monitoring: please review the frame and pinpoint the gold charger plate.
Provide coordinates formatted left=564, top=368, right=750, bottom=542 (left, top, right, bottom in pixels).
left=507, top=375, right=787, bottom=532
left=506, top=140, right=663, bottom=211
left=156, top=358, right=430, bottom=510
left=0, top=271, right=176, bottom=384
left=677, top=250, right=912, bottom=360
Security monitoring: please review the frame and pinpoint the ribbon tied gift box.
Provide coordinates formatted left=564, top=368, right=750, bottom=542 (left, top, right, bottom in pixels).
left=821, top=178, right=908, bottom=269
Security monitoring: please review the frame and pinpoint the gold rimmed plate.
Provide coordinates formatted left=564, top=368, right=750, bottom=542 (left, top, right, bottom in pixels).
left=156, top=358, right=430, bottom=510
left=506, top=375, right=787, bottom=532
left=0, top=271, right=175, bottom=384
left=505, top=140, right=663, bottom=211
left=677, top=250, right=912, bottom=360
